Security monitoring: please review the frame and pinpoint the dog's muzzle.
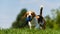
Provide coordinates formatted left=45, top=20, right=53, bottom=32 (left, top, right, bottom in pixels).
left=26, top=16, right=32, bottom=22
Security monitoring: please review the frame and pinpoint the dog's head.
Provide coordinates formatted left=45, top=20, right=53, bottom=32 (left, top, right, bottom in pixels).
left=24, top=11, right=36, bottom=18
left=24, top=11, right=36, bottom=22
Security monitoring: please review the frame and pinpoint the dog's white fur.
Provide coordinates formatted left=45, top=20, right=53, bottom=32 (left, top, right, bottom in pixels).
left=31, top=17, right=40, bottom=29
left=40, top=5, right=43, bottom=8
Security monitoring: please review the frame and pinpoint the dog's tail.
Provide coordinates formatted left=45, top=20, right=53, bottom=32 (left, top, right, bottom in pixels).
left=40, top=5, right=43, bottom=16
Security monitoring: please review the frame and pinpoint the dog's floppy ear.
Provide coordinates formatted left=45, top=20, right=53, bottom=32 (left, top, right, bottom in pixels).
left=24, top=12, right=27, bottom=17
left=21, top=12, right=27, bottom=19
left=31, top=12, right=36, bottom=17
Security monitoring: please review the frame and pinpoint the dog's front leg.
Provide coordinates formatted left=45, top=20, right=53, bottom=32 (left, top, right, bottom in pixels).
left=28, top=21, right=31, bottom=29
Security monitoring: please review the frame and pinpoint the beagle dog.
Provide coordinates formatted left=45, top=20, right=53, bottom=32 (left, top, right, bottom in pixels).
left=24, top=11, right=39, bottom=29
left=37, top=5, right=46, bottom=29
left=23, top=5, right=46, bottom=29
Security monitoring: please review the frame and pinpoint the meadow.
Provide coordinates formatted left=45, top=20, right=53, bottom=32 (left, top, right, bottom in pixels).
left=0, top=27, right=60, bottom=34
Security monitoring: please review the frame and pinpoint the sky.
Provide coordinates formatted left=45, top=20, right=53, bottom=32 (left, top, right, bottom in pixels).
left=0, top=0, right=60, bottom=29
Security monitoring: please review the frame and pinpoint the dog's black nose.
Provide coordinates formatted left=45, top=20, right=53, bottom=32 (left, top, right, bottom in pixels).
left=28, top=15, right=32, bottom=21
left=29, top=16, right=31, bottom=18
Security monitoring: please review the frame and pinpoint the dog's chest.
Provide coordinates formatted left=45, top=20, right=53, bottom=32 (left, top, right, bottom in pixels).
left=30, top=17, right=38, bottom=26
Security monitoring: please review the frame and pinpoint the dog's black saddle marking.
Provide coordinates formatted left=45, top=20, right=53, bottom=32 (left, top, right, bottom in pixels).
left=37, top=15, right=43, bottom=23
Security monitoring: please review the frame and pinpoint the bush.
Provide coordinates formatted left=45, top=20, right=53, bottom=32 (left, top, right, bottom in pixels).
left=12, top=8, right=27, bottom=28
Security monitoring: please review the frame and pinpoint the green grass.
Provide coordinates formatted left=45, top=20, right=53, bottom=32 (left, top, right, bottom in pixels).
left=0, top=28, right=60, bottom=34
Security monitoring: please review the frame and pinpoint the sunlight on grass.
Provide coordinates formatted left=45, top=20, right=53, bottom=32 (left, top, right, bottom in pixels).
left=0, top=28, right=60, bottom=34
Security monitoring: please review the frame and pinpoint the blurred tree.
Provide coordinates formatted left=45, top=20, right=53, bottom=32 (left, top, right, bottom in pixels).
left=45, top=15, right=53, bottom=28
left=12, top=8, right=27, bottom=28
left=16, top=8, right=27, bottom=21
left=45, top=8, right=60, bottom=29
left=51, top=9, right=60, bottom=29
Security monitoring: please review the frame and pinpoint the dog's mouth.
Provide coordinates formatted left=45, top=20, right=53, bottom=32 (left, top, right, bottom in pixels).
left=26, top=15, right=32, bottom=22
left=28, top=15, right=32, bottom=18
left=28, top=15, right=32, bottom=21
